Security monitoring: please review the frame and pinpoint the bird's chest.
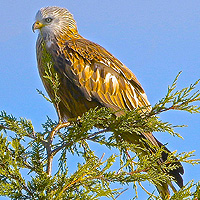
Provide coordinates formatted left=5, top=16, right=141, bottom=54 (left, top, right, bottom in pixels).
left=37, top=43, right=100, bottom=120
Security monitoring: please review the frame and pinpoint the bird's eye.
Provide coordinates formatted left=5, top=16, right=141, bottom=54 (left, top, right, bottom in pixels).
left=45, top=17, right=53, bottom=23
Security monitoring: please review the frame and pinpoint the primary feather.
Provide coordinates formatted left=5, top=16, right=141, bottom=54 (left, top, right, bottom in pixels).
left=33, top=6, right=184, bottom=198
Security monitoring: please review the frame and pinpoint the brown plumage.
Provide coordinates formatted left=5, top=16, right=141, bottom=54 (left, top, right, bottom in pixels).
left=33, top=6, right=184, bottom=198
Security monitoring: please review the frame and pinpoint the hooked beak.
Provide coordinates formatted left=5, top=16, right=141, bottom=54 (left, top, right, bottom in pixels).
left=32, top=21, right=44, bottom=32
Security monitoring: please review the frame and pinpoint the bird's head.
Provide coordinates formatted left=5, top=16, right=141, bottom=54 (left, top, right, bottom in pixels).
left=32, top=6, right=78, bottom=39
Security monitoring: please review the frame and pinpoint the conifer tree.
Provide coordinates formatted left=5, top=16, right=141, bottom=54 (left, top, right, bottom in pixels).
left=0, top=46, right=200, bottom=200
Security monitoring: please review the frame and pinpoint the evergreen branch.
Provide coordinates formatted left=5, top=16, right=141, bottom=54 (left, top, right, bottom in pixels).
left=55, top=154, right=118, bottom=199
left=5, top=168, right=33, bottom=197
left=151, top=72, right=200, bottom=115
left=41, top=40, right=62, bottom=121
left=0, top=111, right=36, bottom=140
left=170, top=181, right=195, bottom=200
left=0, top=135, right=33, bottom=198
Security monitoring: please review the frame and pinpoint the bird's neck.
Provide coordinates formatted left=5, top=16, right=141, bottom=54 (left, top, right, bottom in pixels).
left=39, top=27, right=83, bottom=51
left=56, top=27, right=83, bottom=42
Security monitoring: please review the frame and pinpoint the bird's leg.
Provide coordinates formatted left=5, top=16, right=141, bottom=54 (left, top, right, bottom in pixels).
left=55, top=103, right=62, bottom=124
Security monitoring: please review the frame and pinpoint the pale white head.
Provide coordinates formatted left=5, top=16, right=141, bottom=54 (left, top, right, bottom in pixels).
left=32, top=6, right=77, bottom=38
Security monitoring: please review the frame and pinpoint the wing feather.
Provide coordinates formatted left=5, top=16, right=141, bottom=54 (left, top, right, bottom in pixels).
left=54, top=38, right=151, bottom=114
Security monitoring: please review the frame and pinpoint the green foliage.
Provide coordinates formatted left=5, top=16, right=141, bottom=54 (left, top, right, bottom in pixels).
left=151, top=71, right=200, bottom=114
left=0, top=72, right=200, bottom=199
left=0, top=46, right=200, bottom=199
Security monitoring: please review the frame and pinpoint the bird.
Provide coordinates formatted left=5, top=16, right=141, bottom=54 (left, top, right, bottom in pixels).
left=32, top=6, right=184, bottom=199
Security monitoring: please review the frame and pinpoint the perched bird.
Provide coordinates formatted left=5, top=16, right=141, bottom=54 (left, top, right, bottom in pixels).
left=33, top=6, right=184, bottom=198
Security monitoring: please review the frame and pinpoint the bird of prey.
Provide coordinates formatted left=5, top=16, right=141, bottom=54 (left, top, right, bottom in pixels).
left=32, top=6, right=184, bottom=198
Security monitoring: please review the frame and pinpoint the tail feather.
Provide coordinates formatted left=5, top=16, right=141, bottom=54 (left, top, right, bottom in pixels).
left=143, top=133, right=184, bottom=189
left=157, top=140, right=184, bottom=188
left=122, top=131, right=184, bottom=199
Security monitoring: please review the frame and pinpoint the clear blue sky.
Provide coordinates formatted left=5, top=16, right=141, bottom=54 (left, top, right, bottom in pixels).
left=0, top=0, right=200, bottom=199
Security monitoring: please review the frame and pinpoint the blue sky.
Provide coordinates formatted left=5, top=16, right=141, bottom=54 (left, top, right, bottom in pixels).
left=0, top=0, right=200, bottom=199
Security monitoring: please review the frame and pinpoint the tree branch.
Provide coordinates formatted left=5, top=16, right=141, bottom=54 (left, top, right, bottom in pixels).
left=46, top=122, right=71, bottom=176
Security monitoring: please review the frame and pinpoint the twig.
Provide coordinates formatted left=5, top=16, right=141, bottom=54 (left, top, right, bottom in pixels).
left=115, top=188, right=129, bottom=199
left=100, top=153, right=105, bottom=162
left=87, top=128, right=110, bottom=139
left=52, top=141, right=73, bottom=156
left=138, top=182, right=157, bottom=198
left=0, top=124, right=10, bottom=130
left=125, top=149, right=134, bottom=171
